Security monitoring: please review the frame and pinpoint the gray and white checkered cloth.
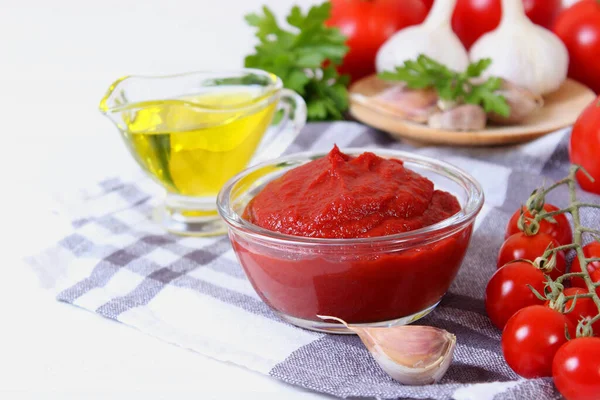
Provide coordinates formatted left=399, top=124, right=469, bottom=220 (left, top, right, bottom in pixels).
left=28, top=122, right=600, bottom=400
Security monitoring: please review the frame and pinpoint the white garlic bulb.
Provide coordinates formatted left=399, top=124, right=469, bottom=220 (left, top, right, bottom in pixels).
left=376, top=0, right=469, bottom=74
left=318, top=316, right=456, bottom=385
left=469, top=0, right=569, bottom=96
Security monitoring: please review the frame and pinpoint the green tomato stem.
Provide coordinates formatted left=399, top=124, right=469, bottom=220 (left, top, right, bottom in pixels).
left=574, top=202, right=600, bottom=210
left=580, top=227, right=600, bottom=236
left=555, top=272, right=587, bottom=284
left=538, top=177, right=572, bottom=198
left=564, top=293, right=596, bottom=300
left=567, top=166, right=600, bottom=330
left=543, top=243, right=578, bottom=254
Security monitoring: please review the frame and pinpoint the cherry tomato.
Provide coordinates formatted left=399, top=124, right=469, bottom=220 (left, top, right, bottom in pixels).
left=497, top=232, right=566, bottom=280
left=553, top=1, right=600, bottom=94
left=571, top=242, right=600, bottom=298
left=452, top=0, right=562, bottom=49
left=546, top=287, right=600, bottom=335
left=569, top=96, right=600, bottom=194
left=502, top=305, right=575, bottom=378
left=505, top=204, right=572, bottom=246
left=553, top=337, right=600, bottom=400
left=485, top=261, right=546, bottom=329
left=327, top=0, right=427, bottom=82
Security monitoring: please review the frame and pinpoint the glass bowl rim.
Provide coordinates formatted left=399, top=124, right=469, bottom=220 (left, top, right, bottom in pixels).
left=217, top=147, right=485, bottom=247
left=99, top=68, right=283, bottom=114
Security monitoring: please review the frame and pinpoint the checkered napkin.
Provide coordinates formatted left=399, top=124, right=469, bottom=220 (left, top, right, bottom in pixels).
left=27, top=122, right=600, bottom=400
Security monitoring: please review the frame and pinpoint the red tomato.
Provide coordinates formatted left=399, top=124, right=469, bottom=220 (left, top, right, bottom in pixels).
left=327, top=0, right=427, bottom=82
left=569, top=96, right=600, bottom=194
left=523, top=0, right=563, bottom=29
left=546, top=287, right=600, bottom=335
left=553, top=337, right=600, bottom=400
left=452, top=0, right=501, bottom=50
left=497, top=232, right=566, bottom=280
left=452, top=0, right=562, bottom=49
left=505, top=204, right=572, bottom=246
left=502, top=305, right=575, bottom=378
left=485, top=261, right=546, bottom=329
left=571, top=242, right=600, bottom=295
left=553, top=1, right=600, bottom=94
left=420, top=0, right=434, bottom=11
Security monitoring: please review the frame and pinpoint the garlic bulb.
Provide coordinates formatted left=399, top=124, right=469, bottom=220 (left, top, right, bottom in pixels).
left=318, top=316, right=456, bottom=385
left=469, top=0, right=569, bottom=96
left=376, top=0, right=468, bottom=74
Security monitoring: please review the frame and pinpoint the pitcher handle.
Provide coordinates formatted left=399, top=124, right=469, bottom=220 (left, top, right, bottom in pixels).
left=251, top=88, right=307, bottom=165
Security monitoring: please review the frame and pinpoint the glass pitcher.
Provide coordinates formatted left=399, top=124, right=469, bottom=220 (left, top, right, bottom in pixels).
left=99, top=69, right=306, bottom=236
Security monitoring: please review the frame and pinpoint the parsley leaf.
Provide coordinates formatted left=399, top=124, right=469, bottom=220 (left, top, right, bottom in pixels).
left=244, top=2, right=350, bottom=121
left=378, top=54, right=510, bottom=118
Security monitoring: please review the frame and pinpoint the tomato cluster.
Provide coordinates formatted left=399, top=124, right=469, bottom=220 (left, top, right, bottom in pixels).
left=486, top=203, right=600, bottom=399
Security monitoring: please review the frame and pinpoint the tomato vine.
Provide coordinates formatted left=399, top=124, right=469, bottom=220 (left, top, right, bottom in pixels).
left=521, top=165, right=600, bottom=337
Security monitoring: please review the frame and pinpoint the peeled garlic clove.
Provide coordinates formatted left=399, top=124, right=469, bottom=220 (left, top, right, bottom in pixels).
left=428, top=104, right=486, bottom=131
left=318, top=316, right=456, bottom=386
left=488, top=80, right=544, bottom=124
left=367, top=84, right=439, bottom=123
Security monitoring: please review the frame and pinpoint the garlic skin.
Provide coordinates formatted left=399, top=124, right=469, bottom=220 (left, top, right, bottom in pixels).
left=469, top=0, right=569, bottom=96
left=428, top=104, right=487, bottom=131
left=318, top=316, right=456, bottom=385
left=488, top=80, right=544, bottom=124
left=376, top=0, right=468, bottom=74
left=369, top=84, right=439, bottom=123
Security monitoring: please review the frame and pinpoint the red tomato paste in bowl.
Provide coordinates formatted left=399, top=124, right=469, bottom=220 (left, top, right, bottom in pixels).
left=231, top=228, right=472, bottom=323
left=219, top=146, right=482, bottom=330
left=243, top=146, right=461, bottom=238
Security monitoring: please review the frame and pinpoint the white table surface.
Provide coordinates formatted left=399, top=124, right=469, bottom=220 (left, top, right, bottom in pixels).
left=1, top=0, right=578, bottom=398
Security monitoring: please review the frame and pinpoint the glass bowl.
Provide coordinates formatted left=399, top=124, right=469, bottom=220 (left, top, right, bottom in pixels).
left=217, top=148, right=484, bottom=333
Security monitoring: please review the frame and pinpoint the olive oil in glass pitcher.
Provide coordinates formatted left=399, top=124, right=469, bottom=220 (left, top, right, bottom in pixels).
left=99, top=69, right=306, bottom=236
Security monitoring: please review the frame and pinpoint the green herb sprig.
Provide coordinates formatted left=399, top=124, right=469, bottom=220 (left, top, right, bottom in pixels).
left=244, top=2, right=350, bottom=121
left=379, top=55, right=510, bottom=117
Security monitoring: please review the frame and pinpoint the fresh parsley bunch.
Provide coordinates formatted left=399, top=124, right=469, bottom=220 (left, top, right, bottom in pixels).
left=244, top=2, right=350, bottom=121
left=379, top=55, right=510, bottom=117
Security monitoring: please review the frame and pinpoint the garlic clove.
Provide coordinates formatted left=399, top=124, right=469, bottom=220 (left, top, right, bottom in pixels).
left=376, top=0, right=468, bottom=74
left=318, top=316, right=456, bottom=386
left=428, top=104, right=487, bottom=131
left=488, top=80, right=544, bottom=125
left=367, top=84, right=439, bottom=123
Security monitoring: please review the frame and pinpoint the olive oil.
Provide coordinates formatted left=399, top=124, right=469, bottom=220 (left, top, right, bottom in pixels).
left=120, top=88, right=277, bottom=197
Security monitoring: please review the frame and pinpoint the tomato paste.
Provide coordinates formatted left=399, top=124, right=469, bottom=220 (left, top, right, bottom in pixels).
left=235, top=147, right=472, bottom=323
left=243, top=146, right=460, bottom=237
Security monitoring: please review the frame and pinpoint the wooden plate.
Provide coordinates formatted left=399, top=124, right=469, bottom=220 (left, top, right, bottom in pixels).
left=349, top=76, right=596, bottom=146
